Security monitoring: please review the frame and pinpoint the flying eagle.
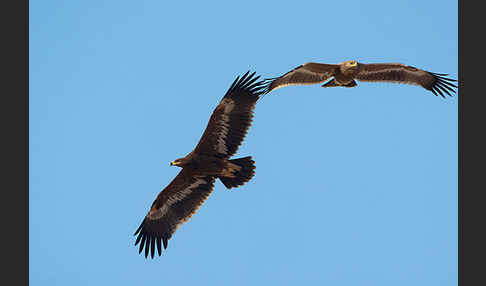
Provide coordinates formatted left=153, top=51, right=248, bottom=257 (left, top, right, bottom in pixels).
left=134, top=71, right=266, bottom=258
left=263, top=61, right=457, bottom=98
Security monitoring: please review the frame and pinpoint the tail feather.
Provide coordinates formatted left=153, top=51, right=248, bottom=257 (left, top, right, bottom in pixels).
left=219, top=156, right=255, bottom=189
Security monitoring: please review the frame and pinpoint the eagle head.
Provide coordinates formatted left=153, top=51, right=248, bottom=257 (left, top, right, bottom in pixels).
left=170, top=158, right=187, bottom=167
left=344, top=60, right=358, bottom=67
left=341, top=60, right=359, bottom=74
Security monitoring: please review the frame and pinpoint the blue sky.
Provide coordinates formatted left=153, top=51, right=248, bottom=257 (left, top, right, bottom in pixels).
left=30, top=0, right=457, bottom=285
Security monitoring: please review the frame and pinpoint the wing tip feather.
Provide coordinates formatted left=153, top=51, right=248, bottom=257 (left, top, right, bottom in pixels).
left=225, top=71, right=267, bottom=99
left=430, top=72, right=458, bottom=97
left=134, top=218, right=167, bottom=259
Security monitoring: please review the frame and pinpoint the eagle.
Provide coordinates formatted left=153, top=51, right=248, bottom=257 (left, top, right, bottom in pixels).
left=263, top=61, right=457, bottom=98
left=134, top=71, right=266, bottom=259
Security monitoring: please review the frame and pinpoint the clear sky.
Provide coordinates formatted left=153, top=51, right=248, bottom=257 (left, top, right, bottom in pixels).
left=30, top=0, right=457, bottom=285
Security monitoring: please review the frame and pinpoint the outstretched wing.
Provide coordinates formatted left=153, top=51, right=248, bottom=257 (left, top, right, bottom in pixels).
left=262, top=62, right=338, bottom=93
left=355, top=63, right=457, bottom=98
left=192, top=71, right=266, bottom=159
left=134, top=170, right=215, bottom=258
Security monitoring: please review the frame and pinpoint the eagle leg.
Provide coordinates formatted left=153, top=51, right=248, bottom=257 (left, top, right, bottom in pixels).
left=221, top=162, right=242, bottom=178
left=343, top=80, right=357, bottom=87
left=321, top=79, right=338, bottom=88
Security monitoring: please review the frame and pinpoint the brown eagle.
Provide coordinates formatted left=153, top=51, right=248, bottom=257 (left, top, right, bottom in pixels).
left=134, top=71, right=266, bottom=258
left=263, top=61, right=457, bottom=98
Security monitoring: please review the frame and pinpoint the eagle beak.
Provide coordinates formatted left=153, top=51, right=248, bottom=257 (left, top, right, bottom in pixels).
left=170, top=161, right=174, bottom=166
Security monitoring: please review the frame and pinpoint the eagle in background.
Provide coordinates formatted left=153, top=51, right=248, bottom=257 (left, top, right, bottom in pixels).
left=263, top=61, right=457, bottom=98
left=134, top=71, right=266, bottom=258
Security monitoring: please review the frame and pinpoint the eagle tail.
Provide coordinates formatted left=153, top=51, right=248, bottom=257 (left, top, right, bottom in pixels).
left=321, top=79, right=357, bottom=88
left=219, top=156, right=255, bottom=189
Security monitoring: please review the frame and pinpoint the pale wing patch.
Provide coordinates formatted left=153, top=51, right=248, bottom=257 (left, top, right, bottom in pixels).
left=270, top=81, right=323, bottom=92
left=283, top=69, right=332, bottom=84
left=357, top=79, right=422, bottom=88
left=215, top=98, right=235, bottom=155
left=267, top=73, right=329, bottom=93
left=356, top=66, right=427, bottom=86
left=147, top=177, right=208, bottom=220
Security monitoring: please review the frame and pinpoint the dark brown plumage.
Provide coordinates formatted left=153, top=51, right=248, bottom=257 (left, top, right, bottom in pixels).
left=263, top=61, right=457, bottom=98
left=134, top=71, right=265, bottom=258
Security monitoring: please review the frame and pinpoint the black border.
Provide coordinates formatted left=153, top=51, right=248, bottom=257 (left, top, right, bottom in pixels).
left=459, top=0, right=485, bottom=285
left=458, top=0, right=463, bottom=284
left=3, top=0, right=29, bottom=284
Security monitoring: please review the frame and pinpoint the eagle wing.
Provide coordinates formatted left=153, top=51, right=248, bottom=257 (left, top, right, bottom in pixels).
left=262, top=62, right=338, bottom=93
left=134, top=170, right=215, bottom=258
left=355, top=63, right=457, bottom=98
left=192, top=71, right=266, bottom=159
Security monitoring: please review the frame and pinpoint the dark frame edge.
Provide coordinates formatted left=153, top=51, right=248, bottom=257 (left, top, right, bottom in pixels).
left=457, top=0, right=463, bottom=286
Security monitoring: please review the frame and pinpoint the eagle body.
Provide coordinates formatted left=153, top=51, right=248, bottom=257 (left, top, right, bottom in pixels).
left=263, top=60, right=457, bottom=97
left=171, top=152, right=246, bottom=178
left=134, top=71, right=266, bottom=258
left=334, top=70, right=356, bottom=86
